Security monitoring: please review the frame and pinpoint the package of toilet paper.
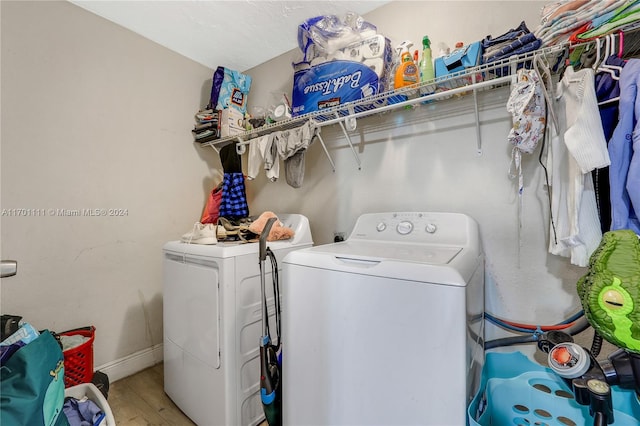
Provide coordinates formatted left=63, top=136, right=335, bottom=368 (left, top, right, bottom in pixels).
left=297, top=13, right=378, bottom=62
left=291, top=34, right=393, bottom=117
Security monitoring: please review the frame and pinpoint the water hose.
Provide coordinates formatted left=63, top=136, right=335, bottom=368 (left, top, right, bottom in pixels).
left=484, top=311, right=589, bottom=350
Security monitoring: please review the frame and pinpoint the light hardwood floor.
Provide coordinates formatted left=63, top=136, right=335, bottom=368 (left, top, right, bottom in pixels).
left=107, top=363, right=196, bottom=425
left=107, top=363, right=268, bottom=426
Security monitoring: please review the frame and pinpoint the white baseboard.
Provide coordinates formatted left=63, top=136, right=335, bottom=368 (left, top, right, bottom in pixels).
left=94, top=343, right=163, bottom=383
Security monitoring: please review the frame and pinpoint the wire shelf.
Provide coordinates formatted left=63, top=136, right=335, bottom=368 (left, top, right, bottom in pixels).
left=200, top=42, right=570, bottom=150
left=200, top=24, right=640, bottom=152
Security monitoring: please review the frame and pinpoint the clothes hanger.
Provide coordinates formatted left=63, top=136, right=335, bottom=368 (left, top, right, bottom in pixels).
left=601, top=34, right=623, bottom=78
left=592, top=37, right=603, bottom=70
left=597, top=34, right=622, bottom=106
left=596, top=35, right=620, bottom=80
left=598, top=95, right=620, bottom=106
left=534, top=53, right=560, bottom=134
left=618, top=31, right=624, bottom=58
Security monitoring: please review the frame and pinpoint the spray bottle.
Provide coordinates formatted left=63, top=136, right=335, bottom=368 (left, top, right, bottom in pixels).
left=394, top=41, right=419, bottom=90
left=419, top=35, right=435, bottom=95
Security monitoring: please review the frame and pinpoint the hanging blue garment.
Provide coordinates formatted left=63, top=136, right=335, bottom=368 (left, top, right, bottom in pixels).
left=218, top=142, right=249, bottom=220
left=594, top=55, right=626, bottom=233
left=219, top=172, right=249, bottom=219
left=608, top=59, right=640, bottom=234
left=596, top=55, right=626, bottom=139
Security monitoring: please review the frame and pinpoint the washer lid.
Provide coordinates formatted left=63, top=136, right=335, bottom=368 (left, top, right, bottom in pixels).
left=310, top=241, right=462, bottom=265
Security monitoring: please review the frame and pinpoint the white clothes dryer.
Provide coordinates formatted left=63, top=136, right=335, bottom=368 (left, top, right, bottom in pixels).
left=282, top=212, right=484, bottom=426
left=162, top=214, right=312, bottom=426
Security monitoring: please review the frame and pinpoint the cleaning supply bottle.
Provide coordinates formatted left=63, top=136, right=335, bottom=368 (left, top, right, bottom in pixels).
left=419, top=35, right=435, bottom=95
left=394, top=41, right=419, bottom=90
left=437, top=42, right=450, bottom=58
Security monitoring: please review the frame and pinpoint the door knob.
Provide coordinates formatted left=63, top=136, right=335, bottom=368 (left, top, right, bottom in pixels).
left=1, top=260, right=17, bottom=278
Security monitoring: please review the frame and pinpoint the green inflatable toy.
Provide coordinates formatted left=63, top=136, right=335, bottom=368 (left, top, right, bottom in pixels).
left=577, top=229, right=640, bottom=353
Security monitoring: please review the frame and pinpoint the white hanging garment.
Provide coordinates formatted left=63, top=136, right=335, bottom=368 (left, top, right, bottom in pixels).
left=247, top=133, right=280, bottom=182
left=547, top=66, right=610, bottom=267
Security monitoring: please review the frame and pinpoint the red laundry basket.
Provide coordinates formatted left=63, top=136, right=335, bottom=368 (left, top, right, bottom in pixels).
left=59, top=326, right=95, bottom=388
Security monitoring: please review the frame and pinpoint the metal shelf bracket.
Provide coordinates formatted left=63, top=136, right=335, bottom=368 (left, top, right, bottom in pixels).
left=335, top=112, right=362, bottom=170
left=316, top=130, right=336, bottom=173
left=472, top=73, right=483, bottom=156
left=235, top=137, right=247, bottom=155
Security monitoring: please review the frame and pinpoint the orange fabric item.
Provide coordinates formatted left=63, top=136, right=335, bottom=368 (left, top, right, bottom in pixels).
left=568, top=22, right=593, bottom=44
left=201, top=185, right=222, bottom=224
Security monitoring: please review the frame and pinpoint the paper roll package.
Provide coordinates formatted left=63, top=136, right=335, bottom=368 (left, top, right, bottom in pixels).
left=291, top=34, right=393, bottom=117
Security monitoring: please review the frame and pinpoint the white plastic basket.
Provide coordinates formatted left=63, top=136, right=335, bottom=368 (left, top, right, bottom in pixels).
left=64, top=382, right=116, bottom=426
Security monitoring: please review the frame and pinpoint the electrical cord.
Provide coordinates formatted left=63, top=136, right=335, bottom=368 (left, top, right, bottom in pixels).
left=539, top=105, right=558, bottom=245
left=267, top=247, right=282, bottom=351
left=260, top=259, right=271, bottom=341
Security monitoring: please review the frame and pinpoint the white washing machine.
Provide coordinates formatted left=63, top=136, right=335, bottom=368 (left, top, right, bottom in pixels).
left=162, top=214, right=312, bottom=426
left=282, top=212, right=484, bottom=426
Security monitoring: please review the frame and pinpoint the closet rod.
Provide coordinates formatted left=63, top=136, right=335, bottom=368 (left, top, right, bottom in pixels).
left=228, top=74, right=513, bottom=161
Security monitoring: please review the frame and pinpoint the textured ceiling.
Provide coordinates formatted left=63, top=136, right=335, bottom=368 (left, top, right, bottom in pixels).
left=69, top=1, right=390, bottom=71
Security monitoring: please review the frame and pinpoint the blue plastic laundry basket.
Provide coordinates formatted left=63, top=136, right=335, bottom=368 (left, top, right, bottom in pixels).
left=468, top=351, right=640, bottom=426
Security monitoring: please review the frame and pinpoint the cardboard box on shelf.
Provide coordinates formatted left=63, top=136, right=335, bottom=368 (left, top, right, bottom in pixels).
left=220, top=108, right=245, bottom=137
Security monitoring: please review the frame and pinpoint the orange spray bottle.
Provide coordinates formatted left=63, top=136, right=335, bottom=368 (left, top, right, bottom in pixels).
left=394, top=41, right=419, bottom=90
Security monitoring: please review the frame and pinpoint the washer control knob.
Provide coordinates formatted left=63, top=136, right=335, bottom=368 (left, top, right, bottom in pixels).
left=376, top=222, right=387, bottom=232
left=425, top=223, right=437, bottom=234
left=396, top=221, right=413, bottom=235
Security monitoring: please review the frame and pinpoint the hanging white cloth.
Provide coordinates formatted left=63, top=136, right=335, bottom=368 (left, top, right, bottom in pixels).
left=547, top=66, right=610, bottom=267
left=247, top=134, right=280, bottom=182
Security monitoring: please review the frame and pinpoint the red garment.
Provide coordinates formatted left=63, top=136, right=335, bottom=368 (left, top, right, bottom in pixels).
left=568, top=22, right=594, bottom=44
left=201, top=185, right=222, bottom=224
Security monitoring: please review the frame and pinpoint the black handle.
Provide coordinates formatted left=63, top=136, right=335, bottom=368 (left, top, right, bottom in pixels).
left=59, top=325, right=95, bottom=335
left=259, top=217, right=278, bottom=261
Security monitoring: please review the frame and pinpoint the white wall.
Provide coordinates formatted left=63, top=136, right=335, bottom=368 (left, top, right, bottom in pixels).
left=1, top=0, right=220, bottom=372
left=244, top=0, right=590, bottom=347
